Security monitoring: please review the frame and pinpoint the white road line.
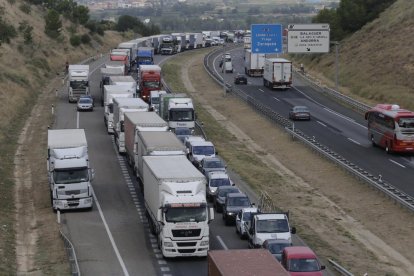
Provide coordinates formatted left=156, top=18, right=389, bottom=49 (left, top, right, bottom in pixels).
left=389, top=159, right=406, bottom=168
left=76, top=111, right=79, bottom=129
left=216, top=235, right=228, bottom=250
left=160, top=267, right=170, bottom=272
left=258, top=89, right=264, bottom=93
left=347, top=137, right=361, bottom=145
left=92, top=189, right=130, bottom=276
left=317, top=121, right=327, bottom=127
left=273, top=97, right=280, bottom=102
left=158, top=260, right=167, bottom=265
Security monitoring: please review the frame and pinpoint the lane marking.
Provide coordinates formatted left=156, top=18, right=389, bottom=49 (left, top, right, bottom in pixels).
left=273, top=97, right=280, bottom=102
left=389, top=159, right=406, bottom=168
left=347, top=138, right=361, bottom=145
left=317, top=121, right=327, bottom=127
left=92, top=188, right=130, bottom=276
left=258, top=89, right=264, bottom=93
left=216, top=235, right=228, bottom=250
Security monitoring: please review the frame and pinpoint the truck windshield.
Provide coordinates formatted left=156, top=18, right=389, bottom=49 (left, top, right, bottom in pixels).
left=256, top=219, right=289, bottom=233
left=143, top=81, right=160, bottom=88
left=53, top=167, right=89, bottom=184
left=192, top=146, right=214, bottom=156
left=169, top=109, right=194, bottom=121
left=398, top=117, right=414, bottom=128
left=151, top=97, right=160, bottom=105
left=70, top=81, right=88, bottom=89
left=164, top=207, right=207, bottom=223
left=138, top=57, right=152, bottom=63
left=288, top=258, right=320, bottom=272
left=210, top=178, right=230, bottom=188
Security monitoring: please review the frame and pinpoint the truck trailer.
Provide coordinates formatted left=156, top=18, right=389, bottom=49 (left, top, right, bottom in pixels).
left=113, top=97, right=149, bottom=153
left=47, top=129, right=94, bottom=211
left=100, top=67, right=125, bottom=106
left=68, top=65, right=89, bottom=103
left=263, top=58, right=292, bottom=90
left=103, top=85, right=135, bottom=134
left=208, top=249, right=289, bottom=276
left=143, top=155, right=214, bottom=258
left=244, top=49, right=265, bottom=77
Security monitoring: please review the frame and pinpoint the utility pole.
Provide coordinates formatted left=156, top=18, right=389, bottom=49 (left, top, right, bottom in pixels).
left=331, top=41, right=340, bottom=91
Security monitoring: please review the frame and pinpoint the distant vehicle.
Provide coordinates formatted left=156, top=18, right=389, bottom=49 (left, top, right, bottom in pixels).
left=281, top=246, right=325, bottom=275
left=77, top=96, right=94, bottom=111
left=262, top=239, right=292, bottom=262
left=263, top=58, right=292, bottom=90
left=223, top=192, right=252, bottom=226
left=289, top=106, right=311, bottom=121
left=186, top=139, right=216, bottom=167
left=234, top=74, right=248, bottom=85
left=214, top=186, right=239, bottom=213
left=365, top=104, right=414, bottom=153
left=206, top=171, right=232, bottom=201
left=235, top=207, right=258, bottom=239
left=174, top=127, right=192, bottom=144
left=244, top=49, right=265, bottom=77
left=222, top=60, right=233, bottom=73
left=199, top=157, right=226, bottom=177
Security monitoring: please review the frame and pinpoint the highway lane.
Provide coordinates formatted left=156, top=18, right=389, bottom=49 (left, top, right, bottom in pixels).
left=209, top=46, right=414, bottom=196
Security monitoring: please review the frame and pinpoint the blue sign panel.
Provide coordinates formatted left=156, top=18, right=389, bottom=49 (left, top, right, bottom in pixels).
left=251, top=24, right=283, bottom=54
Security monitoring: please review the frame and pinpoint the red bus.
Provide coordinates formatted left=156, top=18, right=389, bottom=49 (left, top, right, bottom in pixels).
left=365, top=104, right=414, bottom=153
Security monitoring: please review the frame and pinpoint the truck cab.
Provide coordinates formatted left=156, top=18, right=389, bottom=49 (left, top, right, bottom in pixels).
left=149, top=90, right=167, bottom=113
left=247, top=213, right=296, bottom=249
left=68, top=65, right=89, bottom=103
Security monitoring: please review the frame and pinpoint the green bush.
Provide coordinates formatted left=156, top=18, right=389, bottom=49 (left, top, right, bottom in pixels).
left=70, top=35, right=81, bottom=46
left=0, top=21, right=17, bottom=45
left=80, top=33, right=90, bottom=44
left=44, top=9, right=62, bottom=39
left=19, top=3, right=31, bottom=14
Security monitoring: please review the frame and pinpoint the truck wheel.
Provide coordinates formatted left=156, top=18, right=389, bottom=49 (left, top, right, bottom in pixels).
left=50, top=192, right=57, bottom=213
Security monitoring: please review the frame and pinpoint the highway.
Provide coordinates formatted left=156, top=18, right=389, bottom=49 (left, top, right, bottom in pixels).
left=208, top=47, right=414, bottom=197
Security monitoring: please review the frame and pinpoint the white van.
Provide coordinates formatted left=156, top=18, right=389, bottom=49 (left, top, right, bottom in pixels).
left=223, top=61, right=233, bottom=73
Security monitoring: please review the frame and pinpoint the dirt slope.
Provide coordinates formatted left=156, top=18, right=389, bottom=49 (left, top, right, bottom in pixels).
left=294, top=0, right=414, bottom=110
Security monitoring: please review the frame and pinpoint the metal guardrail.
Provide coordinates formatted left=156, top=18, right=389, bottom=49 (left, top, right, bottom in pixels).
left=203, top=47, right=414, bottom=213
left=60, top=230, right=80, bottom=276
left=328, top=259, right=354, bottom=276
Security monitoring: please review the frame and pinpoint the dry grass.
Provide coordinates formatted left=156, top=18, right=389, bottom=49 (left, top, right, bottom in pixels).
left=0, top=0, right=123, bottom=273
left=293, top=0, right=414, bottom=110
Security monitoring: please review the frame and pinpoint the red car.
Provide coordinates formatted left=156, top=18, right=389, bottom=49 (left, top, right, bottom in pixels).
left=281, top=246, right=325, bottom=276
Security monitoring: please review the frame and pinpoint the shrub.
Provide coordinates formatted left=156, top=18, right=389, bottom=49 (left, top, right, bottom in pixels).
left=70, top=35, right=81, bottom=46
left=44, top=9, right=62, bottom=39
left=19, top=3, right=31, bottom=14
left=80, top=33, right=90, bottom=44
left=0, top=21, right=17, bottom=45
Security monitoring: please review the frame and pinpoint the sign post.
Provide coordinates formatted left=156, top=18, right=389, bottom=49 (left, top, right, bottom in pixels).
left=287, top=24, right=330, bottom=53
left=251, top=24, right=283, bottom=54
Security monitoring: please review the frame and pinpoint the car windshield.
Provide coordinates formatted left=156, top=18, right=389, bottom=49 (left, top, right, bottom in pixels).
left=289, top=258, right=320, bottom=272
left=218, top=188, right=238, bottom=197
left=164, top=207, right=207, bottom=223
left=79, top=98, right=92, bottom=104
left=205, top=160, right=224, bottom=168
left=210, top=178, right=230, bottom=187
left=256, top=219, right=289, bottom=233
left=227, top=197, right=250, bottom=207
left=53, top=167, right=89, bottom=184
left=398, top=117, right=414, bottom=128
left=175, top=128, right=191, bottom=135
left=192, top=146, right=214, bottom=156
left=267, top=243, right=290, bottom=254
left=242, top=212, right=253, bottom=221
left=294, top=107, right=309, bottom=112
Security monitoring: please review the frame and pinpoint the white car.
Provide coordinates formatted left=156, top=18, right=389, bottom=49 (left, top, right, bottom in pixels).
left=235, top=207, right=258, bottom=239
left=206, top=171, right=232, bottom=200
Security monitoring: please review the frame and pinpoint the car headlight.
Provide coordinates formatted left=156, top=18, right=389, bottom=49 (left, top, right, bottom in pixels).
left=226, top=212, right=234, bottom=216
left=200, top=241, right=209, bottom=246
left=164, top=242, right=173, bottom=247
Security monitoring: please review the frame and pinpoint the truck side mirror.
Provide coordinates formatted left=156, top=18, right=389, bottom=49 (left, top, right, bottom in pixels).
left=208, top=207, right=214, bottom=222
left=320, top=265, right=326, bottom=270
left=291, top=226, right=297, bottom=234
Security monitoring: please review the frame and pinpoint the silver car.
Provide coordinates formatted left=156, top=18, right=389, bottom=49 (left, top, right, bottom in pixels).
left=235, top=207, right=258, bottom=239
left=77, top=96, right=94, bottom=111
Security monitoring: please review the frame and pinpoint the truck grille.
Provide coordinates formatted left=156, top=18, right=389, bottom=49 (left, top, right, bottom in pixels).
left=66, top=190, right=80, bottom=195
left=177, top=242, right=197, bottom=247
left=172, top=229, right=201, bottom=237
left=178, top=249, right=196, bottom=254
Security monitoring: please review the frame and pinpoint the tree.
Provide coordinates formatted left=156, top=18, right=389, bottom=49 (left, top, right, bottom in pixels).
left=73, top=5, right=89, bottom=25
left=44, top=9, right=62, bottom=39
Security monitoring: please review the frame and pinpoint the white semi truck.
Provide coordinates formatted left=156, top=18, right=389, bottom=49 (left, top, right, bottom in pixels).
left=244, top=49, right=265, bottom=77
left=263, top=58, right=293, bottom=90
left=103, top=85, right=134, bottom=134
left=100, top=67, right=125, bottom=106
left=47, top=129, right=94, bottom=211
left=68, top=65, right=89, bottom=103
left=113, top=97, right=149, bottom=153
left=159, top=94, right=195, bottom=131
left=124, top=111, right=169, bottom=178
left=142, top=155, right=214, bottom=258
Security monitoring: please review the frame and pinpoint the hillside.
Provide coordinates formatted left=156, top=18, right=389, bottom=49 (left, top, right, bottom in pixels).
left=295, top=0, right=414, bottom=110
left=0, top=0, right=123, bottom=273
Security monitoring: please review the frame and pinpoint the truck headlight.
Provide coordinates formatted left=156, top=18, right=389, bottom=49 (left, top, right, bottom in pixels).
left=84, top=198, right=93, bottom=204
left=164, top=242, right=173, bottom=247
left=200, top=241, right=209, bottom=246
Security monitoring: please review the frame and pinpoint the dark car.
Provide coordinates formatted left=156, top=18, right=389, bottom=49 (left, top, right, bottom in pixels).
left=223, top=193, right=252, bottom=226
left=289, top=106, right=311, bottom=121
left=214, top=186, right=239, bottom=213
left=234, top=74, right=248, bottom=85
left=199, top=157, right=226, bottom=177
left=174, top=127, right=192, bottom=144
left=262, top=239, right=292, bottom=262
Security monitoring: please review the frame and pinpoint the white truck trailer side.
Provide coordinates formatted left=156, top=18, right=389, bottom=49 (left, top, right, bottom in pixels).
left=113, top=97, right=149, bottom=153
left=263, top=58, right=293, bottom=90
left=103, top=85, right=134, bottom=134
left=143, top=155, right=214, bottom=258
left=244, top=49, right=265, bottom=77
left=47, top=129, right=94, bottom=211
left=124, top=112, right=169, bottom=177
left=109, top=75, right=137, bottom=95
